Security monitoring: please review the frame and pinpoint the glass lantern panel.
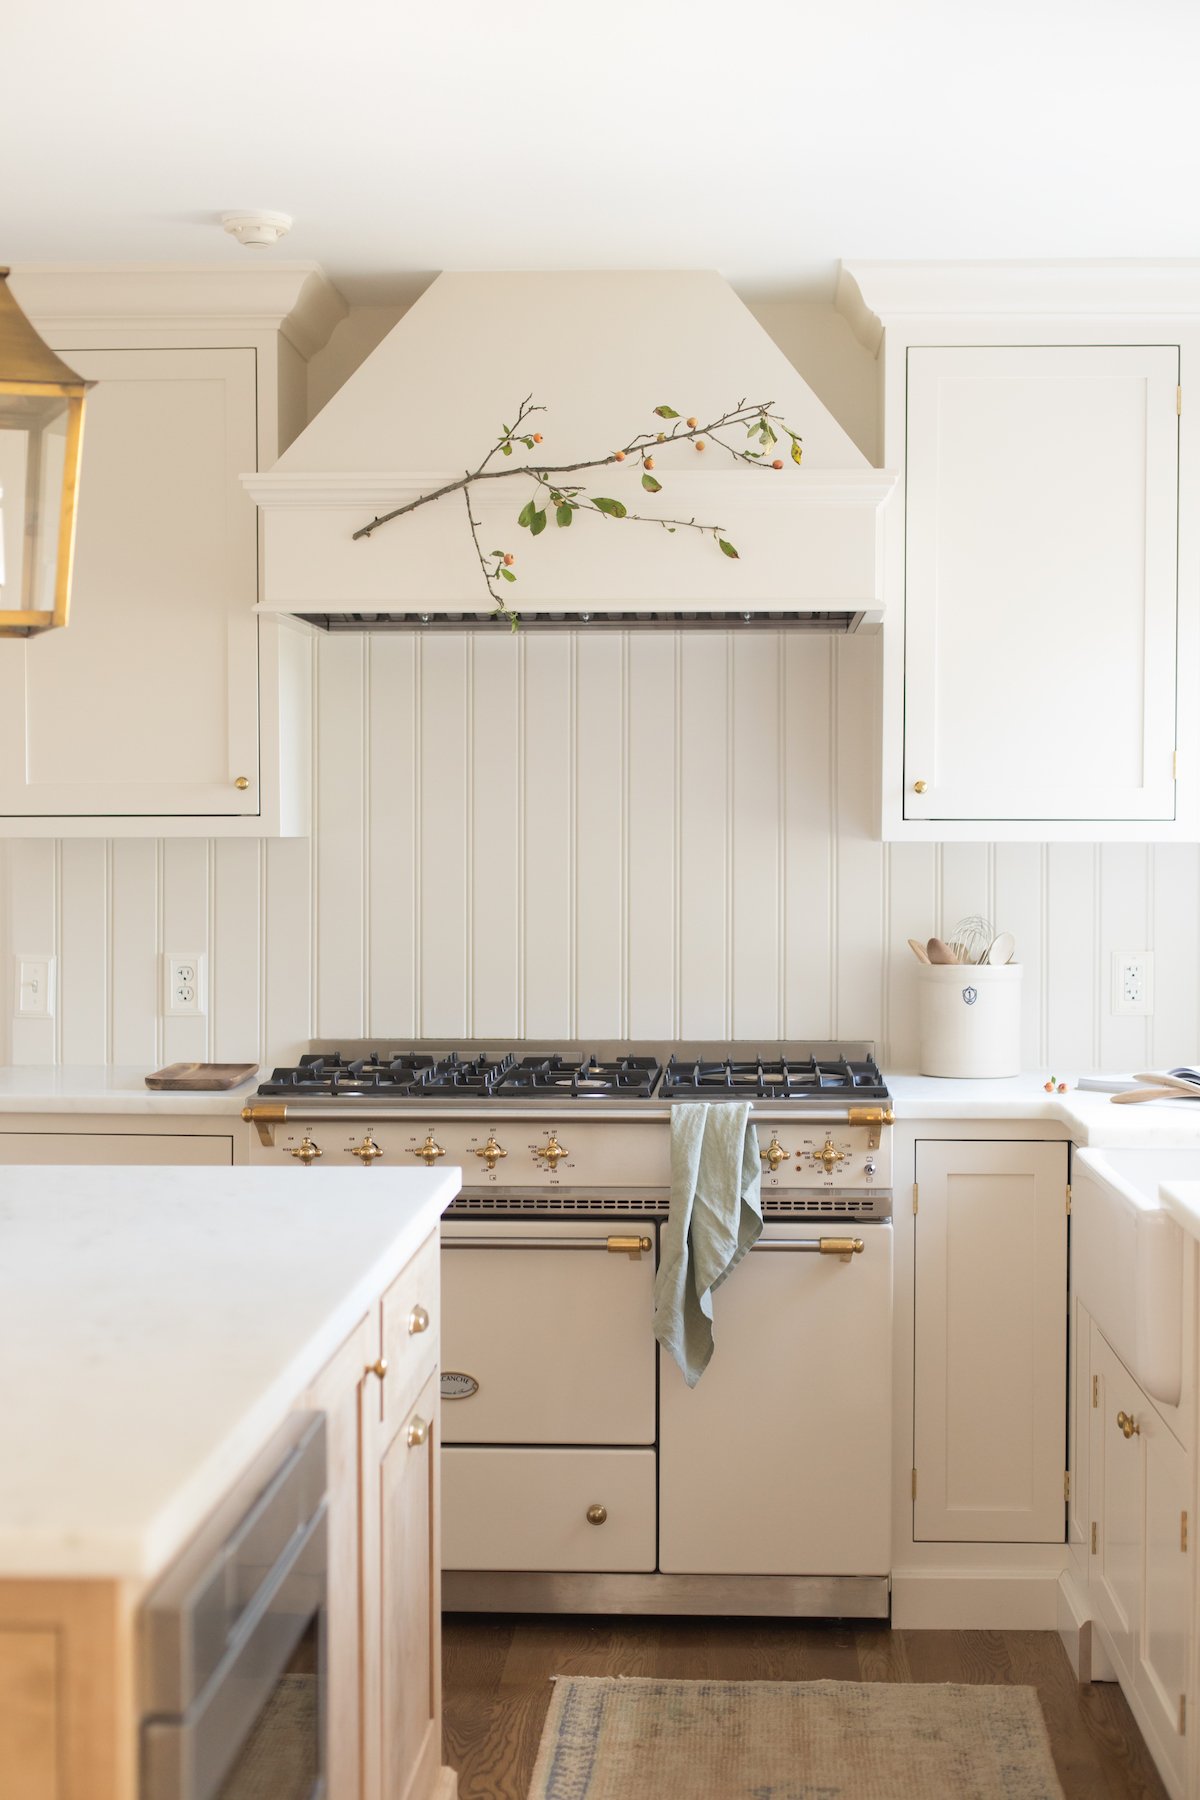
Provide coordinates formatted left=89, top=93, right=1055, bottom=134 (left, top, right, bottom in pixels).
left=0, top=389, right=71, bottom=619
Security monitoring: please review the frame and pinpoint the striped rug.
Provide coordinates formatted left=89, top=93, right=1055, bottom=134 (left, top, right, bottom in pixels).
left=527, top=1676, right=1065, bottom=1799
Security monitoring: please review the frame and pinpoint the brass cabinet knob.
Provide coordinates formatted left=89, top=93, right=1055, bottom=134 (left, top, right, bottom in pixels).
left=347, top=1135, right=384, bottom=1164
left=366, top=1357, right=388, bottom=1380
left=287, top=1136, right=322, bottom=1165
left=234, top=775, right=250, bottom=790
left=912, top=780, right=927, bottom=795
left=537, top=1133, right=569, bottom=1170
left=761, top=1134, right=791, bottom=1174
left=407, top=1416, right=430, bottom=1448
left=814, top=1137, right=848, bottom=1174
left=408, top=1304, right=430, bottom=1336
left=474, top=1135, right=507, bottom=1172
left=586, top=1504, right=607, bottom=1526
left=412, top=1134, right=445, bottom=1166
left=1117, top=1409, right=1140, bottom=1438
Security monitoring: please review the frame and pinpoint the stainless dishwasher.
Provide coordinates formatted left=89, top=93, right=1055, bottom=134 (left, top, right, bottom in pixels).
left=139, top=1412, right=327, bottom=1800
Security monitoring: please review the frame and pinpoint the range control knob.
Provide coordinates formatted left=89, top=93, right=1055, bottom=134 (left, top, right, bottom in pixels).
left=287, top=1136, right=322, bottom=1166
left=864, top=1157, right=877, bottom=1178
left=347, top=1135, right=384, bottom=1164
left=474, top=1135, right=508, bottom=1172
left=537, top=1134, right=570, bottom=1170
left=814, top=1137, right=849, bottom=1175
left=412, top=1134, right=445, bottom=1166
left=760, top=1134, right=791, bottom=1174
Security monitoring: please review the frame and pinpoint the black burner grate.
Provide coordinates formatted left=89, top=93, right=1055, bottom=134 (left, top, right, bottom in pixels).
left=660, top=1053, right=887, bottom=1102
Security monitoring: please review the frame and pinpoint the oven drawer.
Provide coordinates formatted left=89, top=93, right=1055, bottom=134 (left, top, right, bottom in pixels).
left=442, top=1447, right=656, bottom=1571
left=440, top=1222, right=656, bottom=1444
left=379, top=1231, right=440, bottom=1437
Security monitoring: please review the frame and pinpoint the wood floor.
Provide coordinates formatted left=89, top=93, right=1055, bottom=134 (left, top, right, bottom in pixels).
left=442, top=1613, right=1171, bottom=1800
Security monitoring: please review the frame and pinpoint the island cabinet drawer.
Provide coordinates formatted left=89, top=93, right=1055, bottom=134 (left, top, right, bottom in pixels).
left=442, top=1447, right=656, bottom=1571
left=379, top=1230, right=440, bottom=1435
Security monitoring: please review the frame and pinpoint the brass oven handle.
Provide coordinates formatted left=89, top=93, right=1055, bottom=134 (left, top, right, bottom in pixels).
left=287, top=1136, right=322, bottom=1165
left=606, top=1236, right=653, bottom=1254
left=819, top=1238, right=865, bottom=1259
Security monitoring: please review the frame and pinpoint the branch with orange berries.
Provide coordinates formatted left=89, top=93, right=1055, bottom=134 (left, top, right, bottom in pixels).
left=354, top=395, right=803, bottom=621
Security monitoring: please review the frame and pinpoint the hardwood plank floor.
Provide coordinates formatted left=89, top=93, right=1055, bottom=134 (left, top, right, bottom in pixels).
left=442, top=1614, right=1170, bottom=1800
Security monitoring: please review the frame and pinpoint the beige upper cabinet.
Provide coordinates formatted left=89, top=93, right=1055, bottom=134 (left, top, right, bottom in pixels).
left=0, top=267, right=344, bottom=836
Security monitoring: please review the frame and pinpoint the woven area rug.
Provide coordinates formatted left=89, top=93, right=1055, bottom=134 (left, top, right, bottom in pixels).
left=527, top=1676, right=1066, bottom=1800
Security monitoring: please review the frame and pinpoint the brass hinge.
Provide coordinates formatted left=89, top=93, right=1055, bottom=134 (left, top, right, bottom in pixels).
left=912, top=1467, right=918, bottom=1500
left=1183, top=1511, right=1189, bottom=1553
left=1177, top=385, right=1183, bottom=416
left=1066, top=1183, right=1072, bottom=1216
left=1174, top=749, right=1180, bottom=781
left=912, top=1182, right=919, bottom=1215
left=1064, top=1470, right=1070, bottom=1503
left=1091, top=1521, right=1098, bottom=1555
left=1092, top=1374, right=1099, bottom=1409
left=1180, top=1694, right=1187, bottom=1736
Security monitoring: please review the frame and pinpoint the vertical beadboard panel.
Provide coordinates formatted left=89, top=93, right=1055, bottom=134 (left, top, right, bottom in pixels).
left=782, top=637, right=834, bottom=1039
left=834, top=636, right=884, bottom=1043
left=1045, top=845, right=1099, bottom=1070
left=1151, top=845, right=1200, bottom=1064
left=160, top=840, right=210, bottom=1064
left=264, top=835, right=312, bottom=1064
left=212, top=840, right=262, bottom=1059
left=626, top=634, right=676, bottom=1036
left=314, top=636, right=368, bottom=1038
left=1098, top=844, right=1152, bottom=1070
left=471, top=633, right=521, bottom=1038
left=7, top=842, right=57, bottom=1065
left=110, top=839, right=159, bottom=1067
left=993, top=843, right=1046, bottom=1069
left=574, top=635, right=624, bottom=1037
left=419, top=636, right=469, bottom=1036
left=885, top=844, right=938, bottom=1070
left=367, top=637, right=419, bottom=1037
left=678, top=634, right=730, bottom=1038
left=939, top=844, right=991, bottom=943
left=59, top=840, right=108, bottom=1064
left=522, top=636, right=574, bottom=1039
left=731, top=634, right=782, bottom=1038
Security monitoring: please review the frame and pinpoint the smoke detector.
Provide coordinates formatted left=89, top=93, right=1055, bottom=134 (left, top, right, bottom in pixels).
left=221, top=210, right=293, bottom=248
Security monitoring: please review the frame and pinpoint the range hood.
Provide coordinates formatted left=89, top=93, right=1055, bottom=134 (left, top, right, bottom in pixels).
left=245, top=272, right=896, bottom=630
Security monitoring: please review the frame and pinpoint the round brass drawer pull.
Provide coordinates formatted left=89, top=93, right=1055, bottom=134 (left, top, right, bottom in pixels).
left=912, top=779, right=927, bottom=795
left=234, top=776, right=250, bottom=791
left=407, top=1416, right=430, bottom=1448
left=586, top=1504, right=607, bottom=1526
left=366, top=1357, right=388, bottom=1381
left=409, top=1304, right=430, bottom=1336
left=1117, top=1409, right=1140, bottom=1439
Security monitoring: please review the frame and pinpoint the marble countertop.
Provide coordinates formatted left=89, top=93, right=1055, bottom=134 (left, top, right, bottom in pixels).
left=1158, top=1179, right=1200, bottom=1241
left=0, top=1165, right=458, bottom=1582
left=0, top=1065, right=260, bottom=1114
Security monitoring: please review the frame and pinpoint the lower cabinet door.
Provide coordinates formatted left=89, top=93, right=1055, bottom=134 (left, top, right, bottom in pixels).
left=1089, top=1327, right=1143, bottom=1685
left=1136, top=1395, right=1191, bottom=1790
left=0, top=1131, right=233, bottom=1164
left=442, top=1447, right=656, bottom=1571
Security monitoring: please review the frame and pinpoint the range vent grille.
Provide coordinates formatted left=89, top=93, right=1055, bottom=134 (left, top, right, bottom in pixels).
left=448, top=1190, right=890, bottom=1220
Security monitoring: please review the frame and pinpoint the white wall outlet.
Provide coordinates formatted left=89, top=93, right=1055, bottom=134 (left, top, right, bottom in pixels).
left=165, top=952, right=207, bottom=1017
left=1112, top=950, right=1154, bottom=1016
left=14, top=955, right=55, bottom=1019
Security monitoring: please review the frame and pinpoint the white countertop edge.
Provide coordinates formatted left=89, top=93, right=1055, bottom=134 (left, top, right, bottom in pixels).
left=1158, top=1179, right=1200, bottom=1243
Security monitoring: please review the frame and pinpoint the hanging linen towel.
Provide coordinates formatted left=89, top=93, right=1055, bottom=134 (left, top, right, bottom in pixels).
left=653, top=1102, right=762, bottom=1387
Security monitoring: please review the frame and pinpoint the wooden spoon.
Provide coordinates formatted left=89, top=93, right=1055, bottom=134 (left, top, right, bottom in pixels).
left=926, top=937, right=959, bottom=965
left=908, top=938, right=932, bottom=964
left=1111, top=1087, right=1189, bottom=1105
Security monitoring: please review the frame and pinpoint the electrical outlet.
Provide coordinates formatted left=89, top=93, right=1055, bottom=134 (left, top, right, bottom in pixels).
left=164, top=953, right=206, bottom=1017
left=14, top=955, right=55, bottom=1018
left=1112, top=950, right=1154, bottom=1016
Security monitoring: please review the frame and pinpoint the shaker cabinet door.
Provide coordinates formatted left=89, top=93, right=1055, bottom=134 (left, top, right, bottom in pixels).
left=903, top=344, right=1179, bottom=826
left=0, top=346, right=261, bottom=820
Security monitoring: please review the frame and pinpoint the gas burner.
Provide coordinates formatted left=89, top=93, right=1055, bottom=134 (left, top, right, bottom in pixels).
left=491, top=1055, right=662, bottom=1100
left=660, top=1053, right=887, bottom=1102
left=257, top=1049, right=663, bottom=1101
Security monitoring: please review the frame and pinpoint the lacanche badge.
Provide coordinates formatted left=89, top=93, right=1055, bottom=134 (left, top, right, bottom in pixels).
left=442, top=1372, right=479, bottom=1400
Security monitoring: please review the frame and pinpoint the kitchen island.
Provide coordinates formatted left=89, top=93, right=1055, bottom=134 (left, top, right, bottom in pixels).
left=0, top=1163, right=460, bottom=1800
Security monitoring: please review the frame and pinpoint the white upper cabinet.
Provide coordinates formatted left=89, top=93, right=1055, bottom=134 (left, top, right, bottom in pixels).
left=840, top=262, right=1200, bottom=841
left=0, top=267, right=344, bottom=836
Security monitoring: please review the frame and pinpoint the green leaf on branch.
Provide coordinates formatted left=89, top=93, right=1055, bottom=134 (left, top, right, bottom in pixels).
left=641, top=472, right=663, bottom=493
left=500, top=567, right=517, bottom=582
left=718, top=538, right=739, bottom=559
left=653, top=405, right=680, bottom=418
left=501, top=443, right=512, bottom=456
left=790, top=438, right=804, bottom=465
left=517, top=500, right=537, bottom=528
left=591, top=497, right=628, bottom=518
left=530, top=508, right=547, bottom=536
left=556, top=504, right=573, bottom=527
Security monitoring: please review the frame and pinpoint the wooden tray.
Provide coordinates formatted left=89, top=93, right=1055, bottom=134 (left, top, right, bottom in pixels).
left=144, top=1062, right=259, bottom=1091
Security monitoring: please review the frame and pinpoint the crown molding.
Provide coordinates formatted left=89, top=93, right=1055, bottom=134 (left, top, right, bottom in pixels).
left=6, top=263, right=348, bottom=360
left=836, top=259, right=1200, bottom=353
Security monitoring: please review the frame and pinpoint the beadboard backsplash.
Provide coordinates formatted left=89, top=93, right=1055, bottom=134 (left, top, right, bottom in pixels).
left=1, top=630, right=1196, bottom=1073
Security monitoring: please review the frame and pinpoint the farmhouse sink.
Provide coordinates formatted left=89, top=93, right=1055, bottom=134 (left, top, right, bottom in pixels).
left=1073, top=1147, right=1187, bottom=1406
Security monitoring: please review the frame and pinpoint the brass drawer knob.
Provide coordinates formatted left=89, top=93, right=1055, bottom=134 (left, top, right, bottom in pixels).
left=407, top=1415, right=430, bottom=1448
left=234, top=775, right=250, bottom=791
left=1117, top=1409, right=1140, bottom=1438
left=912, top=779, right=927, bottom=795
left=586, top=1504, right=607, bottom=1526
left=366, top=1357, right=388, bottom=1381
left=412, top=1134, right=445, bottom=1166
left=408, top=1304, right=430, bottom=1335
left=287, top=1137, right=322, bottom=1165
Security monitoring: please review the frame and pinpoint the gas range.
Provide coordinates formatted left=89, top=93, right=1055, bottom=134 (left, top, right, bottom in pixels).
left=243, top=1040, right=894, bottom=1219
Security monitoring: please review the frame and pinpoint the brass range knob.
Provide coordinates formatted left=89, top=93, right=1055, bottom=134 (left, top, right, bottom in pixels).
left=412, top=1134, right=445, bottom=1166
left=407, top=1416, right=430, bottom=1449
left=474, top=1135, right=507, bottom=1172
left=913, top=779, right=927, bottom=794
left=347, top=1135, right=384, bottom=1164
left=287, top=1136, right=322, bottom=1166
left=761, top=1134, right=791, bottom=1174
left=586, top=1504, right=607, bottom=1526
left=537, top=1133, right=569, bottom=1170
left=1117, top=1410, right=1140, bottom=1439
left=408, top=1304, right=430, bottom=1336
left=813, top=1137, right=848, bottom=1175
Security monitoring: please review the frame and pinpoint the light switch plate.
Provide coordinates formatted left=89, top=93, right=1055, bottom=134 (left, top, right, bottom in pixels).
left=14, top=955, right=55, bottom=1018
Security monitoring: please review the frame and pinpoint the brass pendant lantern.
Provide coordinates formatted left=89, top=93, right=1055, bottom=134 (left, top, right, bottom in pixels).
left=0, top=268, right=92, bottom=637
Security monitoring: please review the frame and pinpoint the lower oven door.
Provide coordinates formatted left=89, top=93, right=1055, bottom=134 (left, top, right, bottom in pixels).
left=440, top=1218, right=657, bottom=1444
left=658, top=1221, right=893, bottom=1576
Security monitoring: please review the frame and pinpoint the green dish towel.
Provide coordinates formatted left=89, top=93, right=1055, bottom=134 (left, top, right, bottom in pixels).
left=653, top=1102, right=763, bottom=1386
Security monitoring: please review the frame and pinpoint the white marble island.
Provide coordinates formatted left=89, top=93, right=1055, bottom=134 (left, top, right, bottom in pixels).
left=0, top=1163, right=460, bottom=1800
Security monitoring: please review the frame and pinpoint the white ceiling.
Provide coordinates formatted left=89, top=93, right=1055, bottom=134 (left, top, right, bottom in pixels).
left=5, top=0, right=1197, bottom=306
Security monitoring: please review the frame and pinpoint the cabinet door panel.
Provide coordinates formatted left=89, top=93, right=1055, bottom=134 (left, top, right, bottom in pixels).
left=904, top=344, right=1178, bottom=824
left=914, top=1140, right=1068, bottom=1541
left=0, top=1132, right=233, bottom=1165
left=378, top=1368, right=440, bottom=1800
left=0, top=347, right=260, bottom=819
left=1136, top=1397, right=1191, bottom=1788
left=1089, top=1327, right=1142, bottom=1684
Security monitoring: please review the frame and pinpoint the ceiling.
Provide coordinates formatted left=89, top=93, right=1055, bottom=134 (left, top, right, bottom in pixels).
left=5, top=0, right=1196, bottom=306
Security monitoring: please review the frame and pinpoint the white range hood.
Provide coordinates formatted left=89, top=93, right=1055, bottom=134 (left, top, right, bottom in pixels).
left=245, top=271, right=896, bottom=630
